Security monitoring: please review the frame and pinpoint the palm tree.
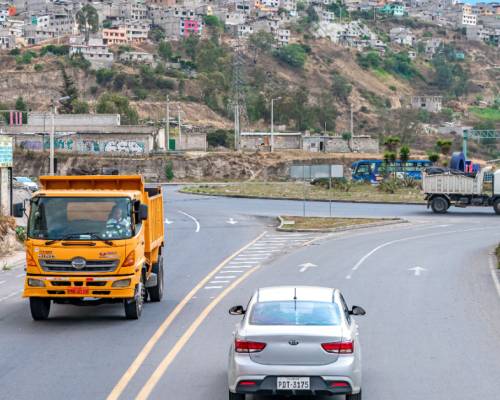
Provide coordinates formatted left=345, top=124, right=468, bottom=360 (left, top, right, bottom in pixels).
left=76, top=5, right=99, bottom=44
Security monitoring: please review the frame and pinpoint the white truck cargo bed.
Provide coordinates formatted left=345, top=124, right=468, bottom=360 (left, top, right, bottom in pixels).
left=422, top=172, right=483, bottom=195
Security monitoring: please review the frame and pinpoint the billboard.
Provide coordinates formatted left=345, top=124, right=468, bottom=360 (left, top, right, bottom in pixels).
left=0, top=136, right=13, bottom=167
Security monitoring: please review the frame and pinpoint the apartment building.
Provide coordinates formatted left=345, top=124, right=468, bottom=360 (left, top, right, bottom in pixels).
left=69, top=36, right=114, bottom=68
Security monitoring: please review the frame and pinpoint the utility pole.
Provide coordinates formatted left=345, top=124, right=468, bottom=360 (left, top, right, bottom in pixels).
left=177, top=107, right=182, bottom=148
left=165, top=95, right=170, bottom=151
left=270, top=97, right=281, bottom=152
left=50, top=99, right=55, bottom=176
left=350, top=103, right=354, bottom=136
left=234, top=104, right=239, bottom=150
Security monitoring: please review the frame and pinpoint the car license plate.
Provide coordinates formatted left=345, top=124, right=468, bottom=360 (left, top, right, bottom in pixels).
left=67, top=288, right=89, bottom=295
left=277, top=377, right=310, bottom=390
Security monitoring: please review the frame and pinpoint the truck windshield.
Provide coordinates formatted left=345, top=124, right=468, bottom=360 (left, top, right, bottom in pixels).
left=27, top=197, right=133, bottom=241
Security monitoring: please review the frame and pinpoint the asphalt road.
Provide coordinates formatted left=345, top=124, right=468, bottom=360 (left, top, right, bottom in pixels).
left=1, top=187, right=499, bottom=400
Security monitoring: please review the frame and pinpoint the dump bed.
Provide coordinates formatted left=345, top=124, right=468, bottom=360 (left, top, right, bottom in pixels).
left=422, top=172, right=484, bottom=195
left=39, top=175, right=144, bottom=192
left=144, top=187, right=164, bottom=254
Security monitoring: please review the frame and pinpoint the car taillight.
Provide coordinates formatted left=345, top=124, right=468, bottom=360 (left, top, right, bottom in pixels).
left=235, top=339, right=266, bottom=353
left=321, top=340, right=354, bottom=354
left=122, top=251, right=135, bottom=268
left=330, top=381, right=350, bottom=388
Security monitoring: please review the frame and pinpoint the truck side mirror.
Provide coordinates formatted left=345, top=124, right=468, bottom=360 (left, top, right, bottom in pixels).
left=139, top=204, right=148, bottom=221
left=13, top=203, right=25, bottom=218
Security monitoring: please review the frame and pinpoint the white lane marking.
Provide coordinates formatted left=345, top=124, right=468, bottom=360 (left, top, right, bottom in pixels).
left=177, top=210, right=200, bottom=233
left=209, top=280, right=230, bottom=284
left=226, top=265, right=255, bottom=268
left=234, top=256, right=268, bottom=260
left=349, top=227, right=497, bottom=279
left=16, top=273, right=25, bottom=278
left=345, top=275, right=352, bottom=280
left=226, top=218, right=238, bottom=225
left=0, top=280, right=6, bottom=285
left=204, top=286, right=223, bottom=290
left=488, top=254, right=500, bottom=299
left=215, top=275, right=237, bottom=279
left=227, top=261, right=258, bottom=264
left=164, top=218, right=174, bottom=225
left=409, top=266, right=427, bottom=276
left=244, top=250, right=279, bottom=253
left=0, top=290, right=21, bottom=302
left=221, top=270, right=243, bottom=273
left=299, top=262, right=318, bottom=273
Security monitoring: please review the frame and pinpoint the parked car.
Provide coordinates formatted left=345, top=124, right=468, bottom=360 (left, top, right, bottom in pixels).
left=228, top=286, right=365, bottom=400
left=14, top=177, right=39, bottom=192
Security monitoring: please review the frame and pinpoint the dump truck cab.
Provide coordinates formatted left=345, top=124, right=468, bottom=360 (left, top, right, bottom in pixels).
left=16, top=175, right=164, bottom=320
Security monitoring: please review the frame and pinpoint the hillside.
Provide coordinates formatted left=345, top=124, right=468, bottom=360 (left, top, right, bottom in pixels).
left=0, top=14, right=499, bottom=158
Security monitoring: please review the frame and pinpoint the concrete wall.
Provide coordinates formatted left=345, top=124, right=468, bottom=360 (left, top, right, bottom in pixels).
left=28, top=113, right=120, bottom=127
left=303, top=136, right=379, bottom=153
left=14, top=133, right=154, bottom=155
left=176, top=133, right=207, bottom=151
left=241, top=134, right=301, bottom=150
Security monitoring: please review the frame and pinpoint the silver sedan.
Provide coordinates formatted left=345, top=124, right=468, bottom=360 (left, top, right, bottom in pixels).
left=228, top=286, right=365, bottom=400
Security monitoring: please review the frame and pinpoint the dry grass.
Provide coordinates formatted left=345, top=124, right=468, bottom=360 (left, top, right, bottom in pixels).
left=280, top=216, right=384, bottom=231
left=182, top=182, right=424, bottom=204
left=496, top=243, right=500, bottom=269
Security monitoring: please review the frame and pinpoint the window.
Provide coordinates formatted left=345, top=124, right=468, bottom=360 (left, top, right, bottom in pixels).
left=355, top=163, right=371, bottom=175
left=250, top=301, right=341, bottom=326
left=339, top=294, right=351, bottom=324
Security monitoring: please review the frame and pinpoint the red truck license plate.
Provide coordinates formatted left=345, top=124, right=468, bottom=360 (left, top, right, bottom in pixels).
left=68, top=288, right=89, bottom=295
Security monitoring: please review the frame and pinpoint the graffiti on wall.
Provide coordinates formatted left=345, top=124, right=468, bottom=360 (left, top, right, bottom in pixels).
left=103, top=140, right=145, bottom=154
left=18, top=140, right=43, bottom=151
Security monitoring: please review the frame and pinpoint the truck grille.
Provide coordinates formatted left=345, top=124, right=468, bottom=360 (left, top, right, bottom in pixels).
left=40, top=259, right=119, bottom=273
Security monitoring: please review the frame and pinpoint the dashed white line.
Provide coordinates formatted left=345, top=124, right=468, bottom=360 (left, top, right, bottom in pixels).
left=0, top=290, right=21, bottom=302
left=0, top=280, right=6, bottom=285
left=221, top=270, right=244, bottom=273
left=16, top=273, right=25, bottom=278
left=204, top=286, right=223, bottom=290
left=227, top=261, right=258, bottom=264
left=226, top=265, right=255, bottom=268
left=209, top=280, right=230, bottom=284
left=177, top=210, right=200, bottom=233
left=215, top=275, right=237, bottom=279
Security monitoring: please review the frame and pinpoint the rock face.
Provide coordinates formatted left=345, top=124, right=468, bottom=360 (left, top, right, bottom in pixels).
left=0, top=217, right=23, bottom=256
left=13, top=150, right=361, bottom=182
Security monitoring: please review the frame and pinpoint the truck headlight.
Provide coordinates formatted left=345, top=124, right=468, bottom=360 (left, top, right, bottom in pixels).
left=28, top=278, right=45, bottom=287
left=112, top=279, right=131, bottom=288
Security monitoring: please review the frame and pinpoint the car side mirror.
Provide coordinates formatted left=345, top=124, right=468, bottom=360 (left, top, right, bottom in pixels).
left=349, top=306, right=366, bottom=316
left=229, top=305, right=245, bottom=315
left=139, top=204, right=148, bottom=221
left=13, top=203, right=25, bottom=218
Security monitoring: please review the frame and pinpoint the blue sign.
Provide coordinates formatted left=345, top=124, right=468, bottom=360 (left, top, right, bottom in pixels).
left=0, top=136, right=13, bottom=167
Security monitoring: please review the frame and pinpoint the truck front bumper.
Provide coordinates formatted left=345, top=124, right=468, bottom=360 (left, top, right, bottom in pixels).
left=23, top=274, right=137, bottom=299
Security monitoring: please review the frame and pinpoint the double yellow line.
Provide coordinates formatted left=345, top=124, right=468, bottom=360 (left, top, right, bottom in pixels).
left=107, top=232, right=266, bottom=400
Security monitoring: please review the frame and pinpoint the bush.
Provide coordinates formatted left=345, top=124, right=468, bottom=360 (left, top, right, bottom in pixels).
left=377, top=178, right=401, bottom=194
left=428, top=151, right=440, bottom=164
left=69, top=54, right=91, bottom=71
left=165, top=160, right=174, bottom=181
left=207, top=130, right=234, bottom=149
left=40, top=44, right=69, bottom=56
left=9, top=48, right=20, bottom=56
left=311, top=177, right=351, bottom=192
left=34, top=63, right=43, bottom=72
left=274, top=44, right=307, bottom=68
left=357, top=51, right=381, bottom=69
left=96, top=68, right=115, bottom=85
left=15, top=226, right=26, bottom=242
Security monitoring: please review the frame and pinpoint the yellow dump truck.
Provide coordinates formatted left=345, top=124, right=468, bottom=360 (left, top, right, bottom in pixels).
left=13, top=175, right=164, bottom=320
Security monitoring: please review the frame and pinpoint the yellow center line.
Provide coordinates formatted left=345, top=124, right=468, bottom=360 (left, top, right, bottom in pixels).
left=135, top=266, right=260, bottom=400
left=106, top=231, right=267, bottom=400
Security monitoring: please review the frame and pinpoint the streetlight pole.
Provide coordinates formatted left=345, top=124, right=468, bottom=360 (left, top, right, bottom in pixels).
left=178, top=107, right=182, bottom=149
left=165, top=95, right=170, bottom=151
left=271, top=97, right=281, bottom=152
left=50, top=99, right=55, bottom=176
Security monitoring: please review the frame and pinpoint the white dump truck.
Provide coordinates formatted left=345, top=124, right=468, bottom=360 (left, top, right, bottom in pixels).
left=423, top=166, right=500, bottom=214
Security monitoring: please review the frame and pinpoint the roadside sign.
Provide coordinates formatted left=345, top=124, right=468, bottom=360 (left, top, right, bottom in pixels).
left=0, top=136, right=13, bottom=167
left=290, top=164, right=344, bottom=180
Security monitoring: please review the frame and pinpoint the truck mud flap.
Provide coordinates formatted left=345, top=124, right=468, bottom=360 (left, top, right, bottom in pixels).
left=145, top=273, right=158, bottom=288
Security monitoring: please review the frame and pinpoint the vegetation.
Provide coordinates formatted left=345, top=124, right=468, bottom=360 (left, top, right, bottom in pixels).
left=96, top=93, right=139, bottom=124
left=469, top=107, right=500, bottom=122
left=274, top=44, right=308, bottom=68
left=436, top=139, right=452, bottom=155
left=207, top=130, right=234, bottom=149
left=76, top=4, right=99, bottom=44
left=165, top=160, right=174, bottom=181
left=279, top=216, right=385, bottom=231
left=158, top=41, right=173, bottom=61
left=58, top=65, right=80, bottom=114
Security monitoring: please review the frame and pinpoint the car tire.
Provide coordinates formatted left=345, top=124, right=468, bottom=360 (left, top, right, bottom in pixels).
left=431, top=196, right=449, bottom=214
left=346, top=389, right=362, bottom=400
left=124, top=274, right=146, bottom=320
left=228, top=391, right=245, bottom=400
left=30, top=298, right=51, bottom=320
left=493, top=199, right=500, bottom=215
left=148, top=255, right=164, bottom=302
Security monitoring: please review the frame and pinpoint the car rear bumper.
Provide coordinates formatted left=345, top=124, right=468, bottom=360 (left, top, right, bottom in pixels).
left=228, top=353, right=361, bottom=394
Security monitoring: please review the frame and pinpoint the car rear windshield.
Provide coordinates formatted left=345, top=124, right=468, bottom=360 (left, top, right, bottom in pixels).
left=250, top=301, right=341, bottom=326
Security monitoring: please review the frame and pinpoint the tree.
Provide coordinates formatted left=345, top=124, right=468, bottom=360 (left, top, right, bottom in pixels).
left=158, top=41, right=173, bottom=61
left=248, top=31, right=275, bottom=62
left=76, top=5, right=99, bottom=44
left=436, top=139, right=452, bottom=155
left=331, top=72, right=352, bottom=103
left=59, top=66, right=79, bottom=114
left=96, top=68, right=115, bottom=86
left=275, top=44, right=307, bottom=68
left=342, top=132, right=353, bottom=152
left=399, top=145, right=410, bottom=164
left=183, top=35, right=199, bottom=61
left=383, top=135, right=401, bottom=152
left=15, top=97, right=27, bottom=111
left=428, top=151, right=440, bottom=164
left=72, top=99, right=89, bottom=114
left=96, top=93, right=139, bottom=124
left=149, top=25, right=166, bottom=42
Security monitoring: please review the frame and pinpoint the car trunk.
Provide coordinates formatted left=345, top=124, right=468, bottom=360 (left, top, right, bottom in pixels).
left=244, top=325, right=343, bottom=366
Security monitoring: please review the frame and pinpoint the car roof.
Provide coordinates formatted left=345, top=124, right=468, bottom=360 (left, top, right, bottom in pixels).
left=256, top=286, right=336, bottom=303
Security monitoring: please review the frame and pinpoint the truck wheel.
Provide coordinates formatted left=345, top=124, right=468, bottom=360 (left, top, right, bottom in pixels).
left=148, top=255, right=164, bottom=302
left=228, top=391, right=245, bottom=400
left=30, top=298, right=51, bottom=321
left=124, top=275, right=146, bottom=320
left=431, top=196, right=449, bottom=214
left=493, top=199, right=500, bottom=215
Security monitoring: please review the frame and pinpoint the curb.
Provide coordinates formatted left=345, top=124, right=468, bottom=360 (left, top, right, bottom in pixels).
left=276, top=216, right=407, bottom=233
left=179, top=189, right=425, bottom=206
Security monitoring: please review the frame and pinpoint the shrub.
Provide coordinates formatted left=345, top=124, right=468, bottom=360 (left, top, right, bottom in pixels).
left=274, top=44, right=307, bottom=68
left=15, top=226, right=26, bottom=242
left=40, top=44, right=69, bottom=56
left=207, top=130, right=234, bottom=149
left=311, top=177, right=351, bottom=192
left=34, top=63, right=43, bottom=72
left=428, top=151, right=440, bottom=164
left=9, top=48, right=20, bottom=56
left=96, top=68, right=115, bottom=85
left=165, top=160, right=174, bottom=181
left=377, top=178, right=400, bottom=194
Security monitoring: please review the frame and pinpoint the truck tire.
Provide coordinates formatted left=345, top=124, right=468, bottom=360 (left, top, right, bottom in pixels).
left=124, top=274, right=146, bottom=320
left=347, top=390, right=362, bottom=400
left=431, top=196, right=449, bottom=214
left=228, top=391, right=245, bottom=400
left=494, top=199, right=500, bottom=215
left=148, top=255, right=164, bottom=302
left=30, top=298, right=51, bottom=320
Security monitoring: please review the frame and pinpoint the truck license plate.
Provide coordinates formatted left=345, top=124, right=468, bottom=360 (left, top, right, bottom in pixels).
left=277, top=377, right=310, bottom=390
left=68, top=288, right=89, bottom=295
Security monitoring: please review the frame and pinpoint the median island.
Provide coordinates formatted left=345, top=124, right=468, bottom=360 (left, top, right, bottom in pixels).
left=181, top=181, right=424, bottom=204
left=278, top=216, right=403, bottom=232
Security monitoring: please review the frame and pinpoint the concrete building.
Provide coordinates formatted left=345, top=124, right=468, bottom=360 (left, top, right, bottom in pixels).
left=410, top=95, right=443, bottom=113
left=240, top=132, right=302, bottom=151
left=302, top=135, right=379, bottom=153
left=275, top=28, right=290, bottom=46
left=389, top=27, right=414, bottom=46
left=102, top=26, right=128, bottom=45
left=0, top=29, right=16, bottom=49
left=125, top=20, right=150, bottom=43
left=69, top=36, right=114, bottom=68
left=459, top=11, right=477, bottom=26
left=119, top=51, right=155, bottom=64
